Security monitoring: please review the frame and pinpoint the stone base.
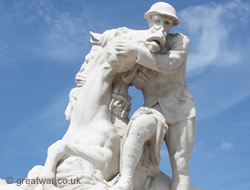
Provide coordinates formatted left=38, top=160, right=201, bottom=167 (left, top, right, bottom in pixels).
left=0, top=156, right=200, bottom=190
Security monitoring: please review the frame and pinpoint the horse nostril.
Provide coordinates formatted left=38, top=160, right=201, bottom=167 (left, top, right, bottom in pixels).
left=153, top=40, right=161, bottom=46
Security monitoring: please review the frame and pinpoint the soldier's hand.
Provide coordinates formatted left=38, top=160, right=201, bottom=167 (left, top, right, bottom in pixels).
left=115, top=40, right=139, bottom=57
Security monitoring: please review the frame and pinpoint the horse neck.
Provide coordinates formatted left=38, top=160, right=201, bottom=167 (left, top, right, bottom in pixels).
left=70, top=54, right=116, bottom=127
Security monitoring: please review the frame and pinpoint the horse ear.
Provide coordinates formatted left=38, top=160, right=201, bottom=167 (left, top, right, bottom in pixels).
left=90, top=31, right=101, bottom=45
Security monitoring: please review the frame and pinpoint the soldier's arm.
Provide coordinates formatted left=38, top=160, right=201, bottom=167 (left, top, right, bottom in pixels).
left=136, top=34, right=190, bottom=73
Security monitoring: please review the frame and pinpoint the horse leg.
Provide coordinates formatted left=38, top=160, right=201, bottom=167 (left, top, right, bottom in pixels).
left=34, top=140, right=68, bottom=189
left=39, top=140, right=68, bottom=179
left=40, top=139, right=119, bottom=182
left=55, top=142, right=119, bottom=180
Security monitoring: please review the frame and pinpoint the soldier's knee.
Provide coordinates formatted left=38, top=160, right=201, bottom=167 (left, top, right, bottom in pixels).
left=129, top=114, right=157, bottom=138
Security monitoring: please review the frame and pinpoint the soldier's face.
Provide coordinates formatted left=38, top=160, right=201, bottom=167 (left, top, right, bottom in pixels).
left=148, top=14, right=173, bottom=34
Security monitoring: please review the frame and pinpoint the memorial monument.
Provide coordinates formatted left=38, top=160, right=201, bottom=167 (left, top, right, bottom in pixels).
left=1, top=2, right=199, bottom=190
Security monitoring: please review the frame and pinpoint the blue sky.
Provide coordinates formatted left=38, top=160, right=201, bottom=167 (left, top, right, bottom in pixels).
left=0, top=0, right=249, bottom=189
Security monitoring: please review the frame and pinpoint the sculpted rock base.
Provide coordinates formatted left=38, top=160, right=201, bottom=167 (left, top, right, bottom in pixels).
left=0, top=169, right=199, bottom=190
left=133, top=170, right=199, bottom=190
left=56, top=156, right=113, bottom=190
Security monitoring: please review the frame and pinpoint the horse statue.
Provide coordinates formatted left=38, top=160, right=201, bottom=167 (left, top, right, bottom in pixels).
left=24, top=26, right=166, bottom=190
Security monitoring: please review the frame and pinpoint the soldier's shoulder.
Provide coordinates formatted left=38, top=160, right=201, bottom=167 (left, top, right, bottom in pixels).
left=167, top=33, right=190, bottom=48
left=168, top=33, right=189, bottom=41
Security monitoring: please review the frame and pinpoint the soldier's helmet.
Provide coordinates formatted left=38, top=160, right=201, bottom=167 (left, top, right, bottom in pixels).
left=144, top=2, right=180, bottom=26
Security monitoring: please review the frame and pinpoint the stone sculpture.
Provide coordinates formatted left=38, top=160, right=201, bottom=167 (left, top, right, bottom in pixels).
left=111, top=3, right=197, bottom=190
left=1, top=2, right=199, bottom=190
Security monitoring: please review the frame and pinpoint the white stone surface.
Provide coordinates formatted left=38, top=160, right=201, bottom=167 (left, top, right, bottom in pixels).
left=1, top=2, right=199, bottom=190
left=111, top=2, right=197, bottom=190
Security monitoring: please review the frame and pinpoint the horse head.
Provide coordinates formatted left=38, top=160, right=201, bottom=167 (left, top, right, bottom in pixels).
left=88, top=26, right=166, bottom=74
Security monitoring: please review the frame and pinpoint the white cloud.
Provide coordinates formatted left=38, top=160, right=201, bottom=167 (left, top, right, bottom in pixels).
left=36, top=7, right=91, bottom=62
left=217, top=141, right=232, bottom=150
left=179, top=0, right=250, bottom=73
left=0, top=0, right=98, bottom=64
left=196, top=89, right=250, bottom=120
left=179, top=0, right=250, bottom=120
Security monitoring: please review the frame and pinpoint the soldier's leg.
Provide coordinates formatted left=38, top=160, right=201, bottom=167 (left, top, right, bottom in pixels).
left=165, top=118, right=196, bottom=190
left=111, top=114, right=157, bottom=190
